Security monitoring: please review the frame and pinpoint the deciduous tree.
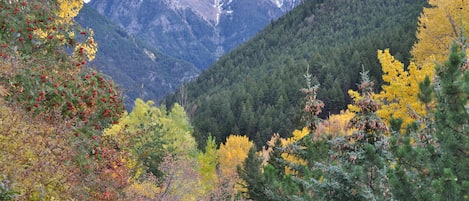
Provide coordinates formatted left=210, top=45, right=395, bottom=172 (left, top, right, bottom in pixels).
left=376, top=49, right=433, bottom=130
left=411, top=0, right=469, bottom=66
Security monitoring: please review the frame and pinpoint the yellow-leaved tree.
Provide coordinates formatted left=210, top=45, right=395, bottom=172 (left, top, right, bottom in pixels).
left=218, top=135, right=254, bottom=195
left=371, top=0, right=469, bottom=131
left=411, top=0, right=468, bottom=66
left=316, top=110, right=356, bottom=136
left=104, top=98, right=167, bottom=180
left=375, top=49, right=434, bottom=129
left=218, top=135, right=254, bottom=177
left=159, top=103, right=198, bottom=156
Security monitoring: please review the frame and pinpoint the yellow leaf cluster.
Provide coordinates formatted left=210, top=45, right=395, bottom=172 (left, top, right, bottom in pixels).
left=411, top=0, right=469, bottom=66
left=347, top=89, right=362, bottom=113
left=57, top=0, right=83, bottom=24
left=280, top=128, right=309, bottom=174
left=281, top=127, right=310, bottom=146
left=74, top=29, right=98, bottom=61
left=376, top=49, right=433, bottom=129
left=316, top=110, right=356, bottom=136
left=347, top=89, right=380, bottom=113
left=32, top=0, right=97, bottom=62
left=218, top=135, right=254, bottom=177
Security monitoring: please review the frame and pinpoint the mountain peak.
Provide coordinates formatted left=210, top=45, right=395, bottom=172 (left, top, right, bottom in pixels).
left=89, top=0, right=303, bottom=69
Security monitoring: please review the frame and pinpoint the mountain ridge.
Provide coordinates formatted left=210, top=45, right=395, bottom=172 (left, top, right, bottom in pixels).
left=76, top=4, right=200, bottom=108
left=88, top=0, right=303, bottom=69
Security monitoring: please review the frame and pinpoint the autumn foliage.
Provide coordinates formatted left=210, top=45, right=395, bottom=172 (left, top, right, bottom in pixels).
left=1, top=0, right=468, bottom=200
left=0, top=0, right=128, bottom=199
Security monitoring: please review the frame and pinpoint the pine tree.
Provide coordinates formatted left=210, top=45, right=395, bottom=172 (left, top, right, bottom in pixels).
left=237, top=146, right=268, bottom=200
left=387, top=42, right=469, bottom=201
left=431, top=42, right=469, bottom=200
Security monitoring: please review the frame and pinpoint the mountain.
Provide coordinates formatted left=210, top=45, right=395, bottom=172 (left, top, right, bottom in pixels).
left=165, top=0, right=428, bottom=147
left=87, top=0, right=303, bottom=69
left=76, top=4, right=200, bottom=108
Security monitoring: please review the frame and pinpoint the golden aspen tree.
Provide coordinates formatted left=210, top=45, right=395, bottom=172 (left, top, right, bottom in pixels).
left=217, top=135, right=254, bottom=197
left=218, top=135, right=254, bottom=177
left=353, top=1, right=468, bottom=131
left=411, top=0, right=468, bottom=66
left=376, top=49, right=434, bottom=129
left=316, top=110, right=356, bottom=136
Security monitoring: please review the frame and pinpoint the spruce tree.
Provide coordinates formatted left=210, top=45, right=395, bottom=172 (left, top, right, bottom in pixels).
left=314, top=70, right=393, bottom=200
left=431, top=42, right=469, bottom=200
left=237, top=146, right=268, bottom=200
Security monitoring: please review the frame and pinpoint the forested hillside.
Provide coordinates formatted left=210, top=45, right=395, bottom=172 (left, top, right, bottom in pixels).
left=75, top=4, right=200, bottom=108
left=166, top=0, right=428, bottom=147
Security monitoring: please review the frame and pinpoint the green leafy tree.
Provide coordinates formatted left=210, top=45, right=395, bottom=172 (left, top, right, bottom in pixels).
left=197, top=135, right=219, bottom=194
left=104, top=98, right=167, bottom=179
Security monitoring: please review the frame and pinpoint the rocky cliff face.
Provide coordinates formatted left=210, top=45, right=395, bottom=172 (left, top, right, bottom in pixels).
left=88, top=0, right=302, bottom=69
left=76, top=4, right=200, bottom=109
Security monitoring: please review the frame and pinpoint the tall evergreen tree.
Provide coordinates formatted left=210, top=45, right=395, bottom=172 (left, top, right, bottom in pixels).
left=431, top=42, right=469, bottom=200
left=237, top=146, right=268, bottom=200
left=314, top=70, right=393, bottom=200
left=387, top=42, right=469, bottom=201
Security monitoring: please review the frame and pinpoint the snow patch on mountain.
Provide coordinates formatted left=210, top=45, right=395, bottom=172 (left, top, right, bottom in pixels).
left=165, top=0, right=228, bottom=25
left=165, top=0, right=300, bottom=26
left=273, top=0, right=283, bottom=8
left=271, top=0, right=302, bottom=11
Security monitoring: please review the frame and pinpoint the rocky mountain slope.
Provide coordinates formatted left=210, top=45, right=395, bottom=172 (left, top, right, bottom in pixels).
left=76, top=4, right=200, bottom=108
left=88, top=0, right=303, bottom=69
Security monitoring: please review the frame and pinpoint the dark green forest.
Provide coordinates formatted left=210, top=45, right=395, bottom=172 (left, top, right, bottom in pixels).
left=165, top=0, right=428, bottom=148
